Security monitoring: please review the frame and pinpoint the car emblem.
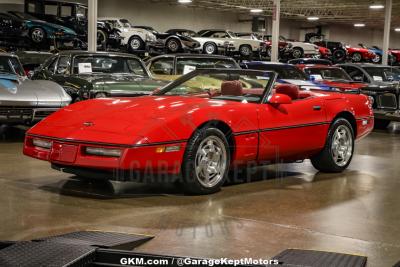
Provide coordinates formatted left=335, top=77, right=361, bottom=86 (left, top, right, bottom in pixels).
left=83, top=121, right=94, bottom=127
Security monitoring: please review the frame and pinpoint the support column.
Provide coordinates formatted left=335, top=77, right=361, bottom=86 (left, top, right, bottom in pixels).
left=271, top=0, right=280, bottom=62
left=88, top=0, right=98, bottom=52
left=382, top=0, right=392, bottom=65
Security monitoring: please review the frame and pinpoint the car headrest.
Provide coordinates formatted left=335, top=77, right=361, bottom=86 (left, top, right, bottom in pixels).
left=275, top=84, right=299, bottom=100
left=221, top=80, right=243, bottom=96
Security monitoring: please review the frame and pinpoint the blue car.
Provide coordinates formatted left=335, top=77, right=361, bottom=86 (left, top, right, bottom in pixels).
left=5, top=11, right=77, bottom=46
left=359, top=44, right=395, bottom=64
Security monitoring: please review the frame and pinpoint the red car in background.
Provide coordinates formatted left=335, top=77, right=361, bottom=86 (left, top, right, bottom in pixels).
left=390, top=49, right=400, bottom=64
left=296, top=64, right=369, bottom=91
left=23, top=69, right=373, bottom=195
left=345, top=45, right=376, bottom=62
left=318, top=46, right=332, bottom=60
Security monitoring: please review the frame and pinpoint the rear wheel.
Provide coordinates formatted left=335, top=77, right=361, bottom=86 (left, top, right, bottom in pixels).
left=352, top=52, right=362, bottom=62
left=239, top=45, right=253, bottom=58
left=292, top=47, right=304, bottom=59
left=332, top=49, right=346, bottom=63
left=311, top=118, right=354, bottom=173
left=97, top=29, right=107, bottom=48
left=181, top=127, right=230, bottom=195
left=203, top=42, right=217, bottom=54
left=374, top=119, right=391, bottom=130
left=166, top=38, right=181, bottom=53
left=372, top=54, right=381, bottom=63
left=128, top=36, right=144, bottom=52
left=30, top=27, right=46, bottom=44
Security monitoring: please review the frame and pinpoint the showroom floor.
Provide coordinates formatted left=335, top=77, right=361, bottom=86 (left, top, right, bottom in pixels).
left=0, top=125, right=399, bottom=266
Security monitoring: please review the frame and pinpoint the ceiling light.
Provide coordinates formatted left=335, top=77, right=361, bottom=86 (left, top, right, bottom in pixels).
left=354, top=23, right=366, bottom=27
left=395, top=28, right=400, bottom=32
left=250, top=9, right=263, bottom=13
left=178, top=0, right=192, bottom=3
left=369, top=4, right=384, bottom=9
left=307, top=17, right=319, bottom=21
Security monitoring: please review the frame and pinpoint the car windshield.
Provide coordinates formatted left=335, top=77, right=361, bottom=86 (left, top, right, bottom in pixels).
left=0, top=56, right=25, bottom=76
left=246, top=64, right=307, bottom=80
left=9, top=11, right=38, bottom=20
left=158, top=70, right=274, bottom=103
left=179, top=30, right=198, bottom=37
left=227, top=31, right=237, bottom=37
left=176, top=58, right=238, bottom=75
left=305, top=68, right=351, bottom=81
left=363, top=67, right=400, bottom=82
left=119, top=19, right=132, bottom=28
left=73, top=56, right=148, bottom=76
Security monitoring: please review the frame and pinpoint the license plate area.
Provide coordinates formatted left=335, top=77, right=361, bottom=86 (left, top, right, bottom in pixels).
left=50, top=142, right=78, bottom=163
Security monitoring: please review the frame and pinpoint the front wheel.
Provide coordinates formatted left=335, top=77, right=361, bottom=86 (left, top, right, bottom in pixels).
left=203, top=42, right=217, bottom=54
left=128, top=36, right=144, bottom=52
left=372, top=54, right=381, bottom=63
left=166, top=38, right=181, bottom=53
left=352, top=52, right=362, bottom=62
left=311, top=118, right=354, bottom=173
left=30, top=28, right=46, bottom=44
left=181, top=127, right=230, bottom=195
left=291, top=47, right=303, bottom=59
left=239, top=45, right=253, bottom=58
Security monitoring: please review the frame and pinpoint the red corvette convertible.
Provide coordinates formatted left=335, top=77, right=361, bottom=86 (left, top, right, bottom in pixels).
left=23, top=69, right=374, bottom=194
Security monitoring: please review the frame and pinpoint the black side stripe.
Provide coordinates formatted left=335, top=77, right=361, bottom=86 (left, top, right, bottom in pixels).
left=233, top=121, right=330, bottom=136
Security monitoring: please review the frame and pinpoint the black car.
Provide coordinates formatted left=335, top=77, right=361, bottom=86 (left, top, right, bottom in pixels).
left=146, top=54, right=239, bottom=77
left=25, top=0, right=122, bottom=49
left=32, top=51, right=166, bottom=102
left=135, top=26, right=201, bottom=53
left=288, top=58, right=332, bottom=65
left=314, top=40, right=348, bottom=63
left=338, top=63, right=400, bottom=129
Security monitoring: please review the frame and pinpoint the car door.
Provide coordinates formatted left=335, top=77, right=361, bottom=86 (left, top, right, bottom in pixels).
left=257, top=93, right=328, bottom=162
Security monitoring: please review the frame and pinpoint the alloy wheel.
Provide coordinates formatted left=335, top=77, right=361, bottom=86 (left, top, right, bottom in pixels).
left=31, top=29, right=44, bottom=43
left=331, top=125, right=353, bottom=167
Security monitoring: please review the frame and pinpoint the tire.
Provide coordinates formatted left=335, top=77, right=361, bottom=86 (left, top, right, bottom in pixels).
left=97, top=29, right=107, bottom=47
left=332, top=49, right=346, bottom=63
left=128, top=36, right=144, bottom=52
left=30, top=28, right=46, bottom=44
left=239, top=45, right=253, bottom=58
left=352, top=52, right=362, bottom=62
left=372, top=54, right=381, bottom=63
left=166, top=38, right=181, bottom=53
left=374, top=119, right=391, bottom=130
left=181, top=127, right=230, bottom=195
left=311, top=118, right=354, bottom=173
left=203, top=42, right=217, bottom=54
left=291, top=47, right=303, bottom=59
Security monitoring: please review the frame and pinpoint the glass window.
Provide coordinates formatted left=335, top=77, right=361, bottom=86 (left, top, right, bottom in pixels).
left=60, top=5, right=72, bottom=17
left=56, top=56, right=71, bottom=74
left=47, top=57, right=58, bottom=73
left=149, top=58, right=174, bottom=75
left=0, top=56, right=24, bottom=76
left=176, top=58, right=237, bottom=75
left=363, top=67, right=400, bottom=82
left=76, top=6, right=87, bottom=19
left=249, top=65, right=307, bottom=80
left=305, top=68, right=351, bottom=81
left=343, top=66, right=367, bottom=82
left=73, top=56, right=147, bottom=76
left=44, top=4, right=58, bottom=16
left=27, top=3, right=35, bottom=13
left=119, top=19, right=131, bottom=28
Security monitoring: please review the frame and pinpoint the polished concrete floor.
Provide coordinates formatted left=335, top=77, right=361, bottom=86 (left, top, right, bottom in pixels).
left=1, top=125, right=400, bottom=266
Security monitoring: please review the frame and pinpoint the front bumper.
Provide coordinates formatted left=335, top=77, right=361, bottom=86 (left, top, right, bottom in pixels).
left=23, top=135, right=187, bottom=179
left=0, top=107, right=59, bottom=125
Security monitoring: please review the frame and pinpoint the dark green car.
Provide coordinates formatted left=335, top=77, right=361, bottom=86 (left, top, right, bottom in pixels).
left=32, top=51, right=167, bottom=102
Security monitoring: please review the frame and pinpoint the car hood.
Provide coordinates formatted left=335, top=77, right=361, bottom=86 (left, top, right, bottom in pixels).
left=0, top=74, right=71, bottom=107
left=28, top=96, right=234, bottom=145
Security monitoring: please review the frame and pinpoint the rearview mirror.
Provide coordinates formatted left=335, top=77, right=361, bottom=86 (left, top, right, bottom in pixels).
left=269, top=93, right=292, bottom=105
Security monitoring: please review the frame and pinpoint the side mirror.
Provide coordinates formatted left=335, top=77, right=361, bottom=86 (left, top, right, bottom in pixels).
left=269, top=93, right=292, bottom=105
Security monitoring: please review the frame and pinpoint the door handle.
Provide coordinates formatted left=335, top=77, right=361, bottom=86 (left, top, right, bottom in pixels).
left=313, top=105, right=322, bottom=111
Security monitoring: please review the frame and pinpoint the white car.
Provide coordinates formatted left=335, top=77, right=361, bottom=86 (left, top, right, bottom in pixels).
left=198, top=29, right=265, bottom=57
left=98, top=17, right=157, bottom=52
left=263, top=35, right=320, bottom=59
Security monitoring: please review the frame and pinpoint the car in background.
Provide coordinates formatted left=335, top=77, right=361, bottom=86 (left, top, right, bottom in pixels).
left=344, top=45, right=376, bottom=63
left=296, top=64, right=368, bottom=91
left=198, top=29, right=265, bottom=58
left=2, top=11, right=77, bottom=47
left=253, top=33, right=291, bottom=59
left=25, top=0, right=121, bottom=49
left=313, top=40, right=348, bottom=63
left=390, top=49, right=400, bottom=65
left=146, top=54, right=239, bottom=81
left=32, top=51, right=166, bottom=102
left=24, top=68, right=373, bottom=194
left=167, top=29, right=234, bottom=55
left=15, top=51, right=53, bottom=77
left=288, top=58, right=332, bottom=65
left=0, top=52, right=71, bottom=125
left=98, top=18, right=157, bottom=52
left=263, top=35, right=319, bottom=59
left=339, top=63, right=400, bottom=129
left=135, top=26, right=200, bottom=53
left=359, top=44, right=397, bottom=64
left=318, top=45, right=332, bottom=60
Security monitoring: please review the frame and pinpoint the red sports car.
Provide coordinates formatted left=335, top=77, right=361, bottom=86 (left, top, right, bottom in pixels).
left=296, top=64, right=369, bottom=91
left=346, top=45, right=376, bottom=62
left=23, top=69, right=374, bottom=194
left=318, top=46, right=332, bottom=60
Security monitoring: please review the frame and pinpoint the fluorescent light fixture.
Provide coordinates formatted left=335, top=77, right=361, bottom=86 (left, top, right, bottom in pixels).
left=354, top=23, right=366, bottom=27
left=395, top=28, right=400, bottom=32
left=250, top=9, right=263, bottom=13
left=307, top=16, right=319, bottom=21
left=369, top=4, right=384, bottom=9
left=178, top=0, right=192, bottom=3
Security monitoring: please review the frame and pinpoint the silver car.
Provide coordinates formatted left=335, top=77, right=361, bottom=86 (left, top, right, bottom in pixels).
left=0, top=53, right=71, bottom=125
